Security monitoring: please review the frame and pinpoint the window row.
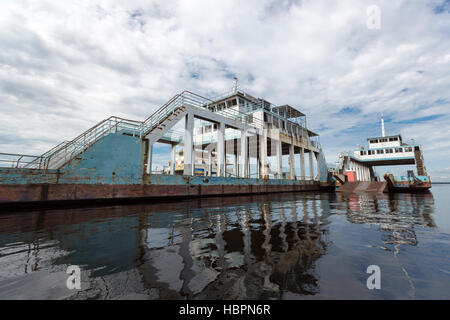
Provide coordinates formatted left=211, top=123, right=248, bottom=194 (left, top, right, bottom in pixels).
left=207, top=98, right=237, bottom=112
left=360, top=146, right=413, bottom=156
left=264, top=113, right=303, bottom=136
left=369, top=137, right=399, bottom=144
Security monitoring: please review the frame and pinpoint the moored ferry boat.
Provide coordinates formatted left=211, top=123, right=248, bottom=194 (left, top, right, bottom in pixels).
left=335, top=117, right=431, bottom=193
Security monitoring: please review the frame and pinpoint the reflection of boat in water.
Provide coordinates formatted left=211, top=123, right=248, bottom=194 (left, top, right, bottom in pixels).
left=0, top=191, right=440, bottom=299
left=337, top=192, right=435, bottom=248
left=137, top=197, right=330, bottom=299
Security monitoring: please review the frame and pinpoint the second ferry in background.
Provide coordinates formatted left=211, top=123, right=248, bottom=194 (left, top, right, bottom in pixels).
left=333, top=117, right=431, bottom=193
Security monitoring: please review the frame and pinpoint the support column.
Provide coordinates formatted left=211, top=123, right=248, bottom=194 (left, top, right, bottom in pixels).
left=300, top=147, right=305, bottom=180
left=183, top=112, right=194, bottom=176
left=289, top=144, right=295, bottom=180
left=315, top=152, right=320, bottom=181
left=276, top=139, right=282, bottom=179
left=260, top=130, right=268, bottom=178
left=146, top=142, right=153, bottom=174
left=241, top=129, right=248, bottom=178
left=309, top=150, right=314, bottom=180
left=217, top=122, right=225, bottom=177
left=256, top=135, right=260, bottom=178
left=235, top=139, right=239, bottom=177
left=208, top=150, right=212, bottom=176
left=170, top=144, right=176, bottom=175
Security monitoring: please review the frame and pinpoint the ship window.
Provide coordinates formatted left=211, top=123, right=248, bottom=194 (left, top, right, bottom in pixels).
left=246, top=114, right=253, bottom=123
left=376, top=149, right=384, bottom=154
left=405, top=147, right=412, bottom=152
left=370, top=139, right=378, bottom=143
left=386, top=149, right=393, bottom=154
left=273, top=118, right=279, bottom=128
left=205, top=125, right=211, bottom=133
left=395, top=148, right=403, bottom=153
left=379, top=138, right=387, bottom=142
left=360, top=151, right=367, bottom=156
left=227, top=99, right=237, bottom=107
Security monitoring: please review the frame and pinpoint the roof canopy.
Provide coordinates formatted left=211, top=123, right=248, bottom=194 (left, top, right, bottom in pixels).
left=367, top=134, right=402, bottom=141
left=271, top=105, right=305, bottom=118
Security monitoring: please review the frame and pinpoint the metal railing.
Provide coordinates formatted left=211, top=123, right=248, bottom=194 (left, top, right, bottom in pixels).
left=141, top=91, right=264, bottom=137
left=4, top=91, right=282, bottom=171
left=0, top=152, right=45, bottom=169
left=24, top=140, right=69, bottom=168
left=34, top=116, right=143, bottom=169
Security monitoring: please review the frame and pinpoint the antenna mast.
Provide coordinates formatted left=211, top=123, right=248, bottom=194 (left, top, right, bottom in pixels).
left=232, top=77, right=238, bottom=93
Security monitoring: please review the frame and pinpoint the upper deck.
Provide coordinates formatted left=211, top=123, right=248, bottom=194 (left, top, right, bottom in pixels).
left=367, top=135, right=402, bottom=149
left=197, top=90, right=320, bottom=149
left=351, top=134, right=420, bottom=166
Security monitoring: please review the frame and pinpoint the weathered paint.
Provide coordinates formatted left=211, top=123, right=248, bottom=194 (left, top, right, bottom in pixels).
left=0, top=178, right=321, bottom=206
left=0, top=130, right=329, bottom=207
left=0, top=167, right=59, bottom=184
left=146, top=174, right=317, bottom=186
left=384, top=174, right=431, bottom=192
left=58, top=132, right=143, bottom=185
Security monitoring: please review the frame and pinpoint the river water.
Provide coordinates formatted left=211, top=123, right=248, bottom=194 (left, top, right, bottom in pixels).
left=0, top=185, right=449, bottom=300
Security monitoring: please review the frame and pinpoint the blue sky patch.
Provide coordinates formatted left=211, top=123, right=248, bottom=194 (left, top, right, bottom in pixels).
left=434, top=0, right=450, bottom=14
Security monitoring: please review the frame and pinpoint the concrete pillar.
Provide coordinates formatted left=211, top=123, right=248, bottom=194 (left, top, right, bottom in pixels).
left=256, top=135, right=260, bottom=178
left=241, top=129, right=248, bottom=178
left=170, top=144, right=176, bottom=175
left=146, top=142, right=153, bottom=174
left=208, top=150, right=212, bottom=176
left=217, top=122, right=225, bottom=177
left=316, top=152, right=320, bottom=180
left=300, top=147, right=305, bottom=180
left=276, top=139, right=282, bottom=179
left=309, top=150, right=314, bottom=180
left=260, top=130, right=268, bottom=178
left=183, top=112, right=194, bottom=176
left=289, top=144, right=295, bottom=180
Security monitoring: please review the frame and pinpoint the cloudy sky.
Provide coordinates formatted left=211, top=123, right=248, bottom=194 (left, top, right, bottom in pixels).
left=0, top=0, right=449, bottom=180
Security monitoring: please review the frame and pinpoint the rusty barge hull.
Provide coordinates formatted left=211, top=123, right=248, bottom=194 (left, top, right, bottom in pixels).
left=0, top=169, right=323, bottom=209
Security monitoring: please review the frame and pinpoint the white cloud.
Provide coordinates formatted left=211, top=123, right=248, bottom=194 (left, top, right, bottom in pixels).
left=0, top=0, right=449, bottom=180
